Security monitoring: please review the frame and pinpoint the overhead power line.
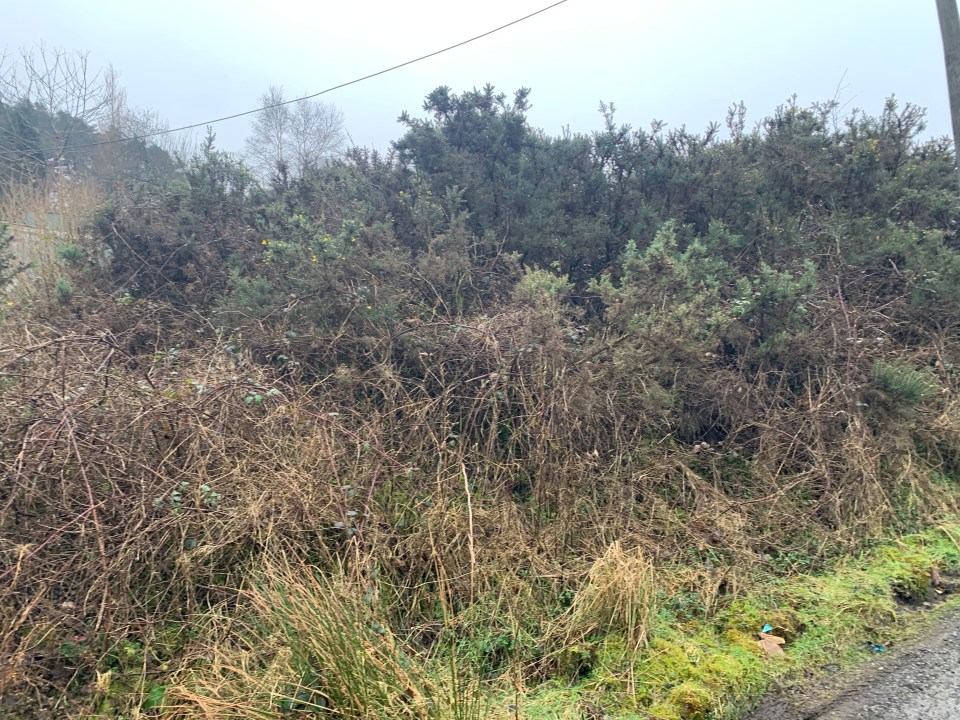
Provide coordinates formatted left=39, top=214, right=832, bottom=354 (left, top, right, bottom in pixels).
left=0, top=0, right=570, bottom=159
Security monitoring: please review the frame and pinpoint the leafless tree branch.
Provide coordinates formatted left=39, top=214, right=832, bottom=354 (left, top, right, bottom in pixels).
left=245, top=85, right=346, bottom=181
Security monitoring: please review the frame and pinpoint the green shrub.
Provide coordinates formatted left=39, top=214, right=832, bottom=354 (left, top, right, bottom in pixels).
left=55, top=242, right=86, bottom=266
left=871, top=360, right=935, bottom=406
left=514, top=266, right=572, bottom=306
left=55, top=277, right=73, bottom=304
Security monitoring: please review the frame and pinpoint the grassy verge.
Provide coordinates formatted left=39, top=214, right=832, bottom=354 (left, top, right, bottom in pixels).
left=506, top=522, right=960, bottom=719
left=135, top=521, right=960, bottom=720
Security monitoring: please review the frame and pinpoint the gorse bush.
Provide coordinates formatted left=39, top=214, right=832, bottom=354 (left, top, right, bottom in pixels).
left=2, top=87, right=960, bottom=719
left=871, top=359, right=937, bottom=406
left=54, top=277, right=72, bottom=304
left=55, top=242, right=86, bottom=266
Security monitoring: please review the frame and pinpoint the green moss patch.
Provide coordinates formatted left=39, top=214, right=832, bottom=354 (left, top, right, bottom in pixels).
left=512, top=523, right=960, bottom=719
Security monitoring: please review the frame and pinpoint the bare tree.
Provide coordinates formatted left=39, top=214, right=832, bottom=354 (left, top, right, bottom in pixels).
left=937, top=0, right=960, bottom=191
left=245, top=85, right=346, bottom=182
left=290, top=95, right=346, bottom=174
left=0, top=45, right=116, bottom=163
left=101, top=65, right=197, bottom=161
left=245, top=85, right=290, bottom=179
left=0, top=49, right=192, bottom=199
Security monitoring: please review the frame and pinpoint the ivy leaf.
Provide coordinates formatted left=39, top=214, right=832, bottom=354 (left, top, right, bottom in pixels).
left=143, top=684, right=167, bottom=709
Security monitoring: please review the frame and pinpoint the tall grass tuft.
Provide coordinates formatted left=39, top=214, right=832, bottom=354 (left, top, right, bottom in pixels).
left=166, top=555, right=485, bottom=719
left=565, top=541, right=657, bottom=652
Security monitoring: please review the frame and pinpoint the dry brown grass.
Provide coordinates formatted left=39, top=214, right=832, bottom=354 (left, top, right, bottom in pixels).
left=164, top=555, right=454, bottom=719
left=0, top=278, right=958, bottom=716
left=0, top=176, right=102, bottom=299
left=564, top=541, right=656, bottom=652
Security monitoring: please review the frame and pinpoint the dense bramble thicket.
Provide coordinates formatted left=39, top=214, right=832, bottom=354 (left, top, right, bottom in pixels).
left=2, top=86, right=960, bottom=718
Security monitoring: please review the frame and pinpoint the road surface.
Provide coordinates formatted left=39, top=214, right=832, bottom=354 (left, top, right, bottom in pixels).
left=746, top=609, right=960, bottom=720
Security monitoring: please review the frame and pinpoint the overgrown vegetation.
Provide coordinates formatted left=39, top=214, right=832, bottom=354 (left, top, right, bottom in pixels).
left=2, top=84, right=960, bottom=719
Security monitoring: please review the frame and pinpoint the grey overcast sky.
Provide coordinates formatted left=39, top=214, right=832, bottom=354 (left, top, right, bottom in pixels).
left=0, top=0, right=952, bottom=156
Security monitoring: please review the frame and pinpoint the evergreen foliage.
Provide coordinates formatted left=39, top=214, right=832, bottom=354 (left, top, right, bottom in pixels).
left=0, top=98, right=183, bottom=192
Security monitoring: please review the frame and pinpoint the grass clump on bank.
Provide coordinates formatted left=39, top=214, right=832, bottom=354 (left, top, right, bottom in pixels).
left=164, top=557, right=485, bottom=720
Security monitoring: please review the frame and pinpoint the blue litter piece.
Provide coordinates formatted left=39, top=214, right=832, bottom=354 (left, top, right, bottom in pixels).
left=762, top=624, right=773, bottom=633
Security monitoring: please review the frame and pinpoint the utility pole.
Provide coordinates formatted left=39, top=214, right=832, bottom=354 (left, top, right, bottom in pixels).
left=937, top=0, right=960, bottom=192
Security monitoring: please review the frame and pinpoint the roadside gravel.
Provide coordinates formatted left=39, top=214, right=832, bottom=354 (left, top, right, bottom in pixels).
left=746, top=608, right=960, bottom=720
